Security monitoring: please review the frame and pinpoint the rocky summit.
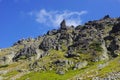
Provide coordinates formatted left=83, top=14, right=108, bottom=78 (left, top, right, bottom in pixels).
left=0, top=15, right=120, bottom=80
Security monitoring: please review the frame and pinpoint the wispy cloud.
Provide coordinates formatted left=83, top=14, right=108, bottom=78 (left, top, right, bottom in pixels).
left=29, top=9, right=87, bottom=28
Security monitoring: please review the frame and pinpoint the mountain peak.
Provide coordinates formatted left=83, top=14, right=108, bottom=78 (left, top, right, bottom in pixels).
left=103, top=15, right=110, bottom=19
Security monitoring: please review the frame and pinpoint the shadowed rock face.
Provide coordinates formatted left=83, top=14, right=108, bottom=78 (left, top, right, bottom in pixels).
left=110, top=22, right=120, bottom=34
left=13, top=44, right=38, bottom=61
left=60, top=19, right=67, bottom=30
left=39, top=37, right=56, bottom=51
left=103, top=15, right=110, bottom=19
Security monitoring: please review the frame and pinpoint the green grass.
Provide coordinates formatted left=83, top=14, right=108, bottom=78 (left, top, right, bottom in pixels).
left=89, top=42, right=103, bottom=52
left=46, top=49, right=67, bottom=61
left=80, top=56, right=120, bottom=79
left=5, top=56, right=120, bottom=80
left=97, top=56, right=120, bottom=77
left=3, top=70, right=19, bottom=79
left=17, top=70, right=83, bottom=80
left=17, top=61, right=104, bottom=80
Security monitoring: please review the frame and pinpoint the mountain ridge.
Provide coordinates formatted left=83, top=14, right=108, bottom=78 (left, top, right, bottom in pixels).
left=0, top=15, right=120, bottom=80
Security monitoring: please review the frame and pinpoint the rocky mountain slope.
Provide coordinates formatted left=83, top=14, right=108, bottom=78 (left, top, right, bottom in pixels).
left=0, top=15, right=120, bottom=80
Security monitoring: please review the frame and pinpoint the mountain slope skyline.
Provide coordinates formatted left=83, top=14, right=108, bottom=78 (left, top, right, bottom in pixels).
left=0, top=0, right=120, bottom=48
left=0, top=16, right=120, bottom=80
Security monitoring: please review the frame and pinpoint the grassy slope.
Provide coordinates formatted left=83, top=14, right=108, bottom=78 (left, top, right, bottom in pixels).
left=16, top=56, right=120, bottom=80
left=17, top=70, right=82, bottom=80
left=0, top=48, right=120, bottom=80
left=0, top=38, right=120, bottom=80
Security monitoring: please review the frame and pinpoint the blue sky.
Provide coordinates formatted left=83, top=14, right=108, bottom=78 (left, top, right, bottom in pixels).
left=0, top=0, right=120, bottom=48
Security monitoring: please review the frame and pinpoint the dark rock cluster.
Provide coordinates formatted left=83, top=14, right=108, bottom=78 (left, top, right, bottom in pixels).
left=13, top=15, right=120, bottom=61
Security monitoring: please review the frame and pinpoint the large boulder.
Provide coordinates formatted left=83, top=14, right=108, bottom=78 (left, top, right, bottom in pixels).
left=53, top=59, right=70, bottom=66
left=110, top=22, right=120, bottom=34
left=73, top=61, right=88, bottom=70
left=56, top=70, right=65, bottom=75
left=13, top=44, right=44, bottom=61
left=39, top=36, right=57, bottom=51
left=0, top=52, right=15, bottom=65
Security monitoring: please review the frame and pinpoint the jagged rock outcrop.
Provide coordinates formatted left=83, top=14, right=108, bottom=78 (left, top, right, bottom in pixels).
left=103, top=15, right=110, bottom=19
left=13, top=44, right=44, bottom=61
left=110, top=22, right=120, bottom=34
left=60, top=19, right=67, bottom=30
left=11, top=16, right=120, bottom=62
left=39, top=36, right=57, bottom=51
left=47, top=29, right=58, bottom=35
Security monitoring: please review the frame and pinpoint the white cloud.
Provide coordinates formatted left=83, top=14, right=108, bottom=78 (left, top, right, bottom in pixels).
left=30, top=9, right=87, bottom=28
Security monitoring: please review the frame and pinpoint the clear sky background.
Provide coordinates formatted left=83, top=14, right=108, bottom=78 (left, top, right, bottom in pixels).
left=0, top=0, right=120, bottom=48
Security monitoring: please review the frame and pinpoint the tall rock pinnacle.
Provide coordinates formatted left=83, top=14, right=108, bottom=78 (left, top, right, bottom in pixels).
left=60, top=19, right=67, bottom=30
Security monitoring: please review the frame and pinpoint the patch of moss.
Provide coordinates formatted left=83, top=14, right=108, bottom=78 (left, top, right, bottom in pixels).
left=89, top=42, right=103, bottom=52
left=3, top=70, right=19, bottom=78
left=48, top=49, right=66, bottom=59
left=0, top=64, right=9, bottom=68
left=61, top=43, right=68, bottom=52
left=19, top=56, right=27, bottom=60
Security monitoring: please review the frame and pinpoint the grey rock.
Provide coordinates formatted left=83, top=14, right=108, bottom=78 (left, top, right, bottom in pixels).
left=56, top=44, right=61, bottom=50
left=56, top=70, right=65, bottom=75
left=53, top=60, right=68, bottom=66
left=3, top=52, right=15, bottom=64
left=0, top=70, right=8, bottom=75
left=47, top=29, right=58, bottom=35
left=74, top=61, right=88, bottom=70
left=65, top=50, right=79, bottom=58
left=13, top=44, right=41, bottom=61
left=13, top=38, right=26, bottom=45
left=60, top=19, right=67, bottom=30
left=98, top=63, right=108, bottom=70
left=39, top=36, right=57, bottom=51
left=110, top=22, right=120, bottom=34
left=107, top=39, right=119, bottom=57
